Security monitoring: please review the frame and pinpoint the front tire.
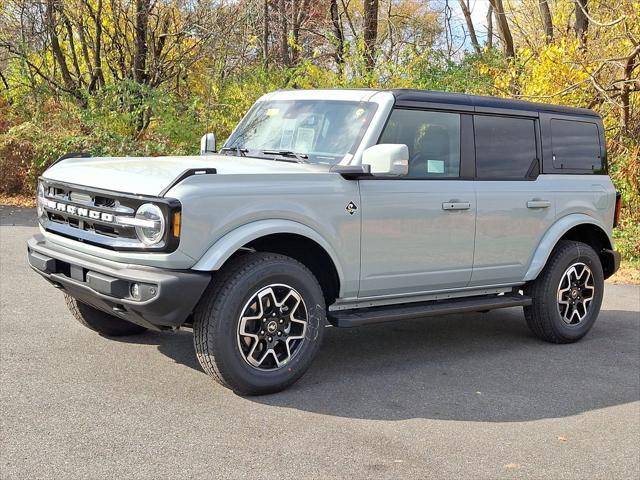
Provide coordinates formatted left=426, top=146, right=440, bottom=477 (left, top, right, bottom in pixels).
left=65, top=295, right=148, bottom=337
left=193, top=252, right=326, bottom=395
left=524, top=240, right=604, bottom=343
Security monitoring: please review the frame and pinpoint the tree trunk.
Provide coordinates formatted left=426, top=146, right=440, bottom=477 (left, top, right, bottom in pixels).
left=262, top=0, right=269, bottom=65
left=293, top=0, right=311, bottom=65
left=278, top=0, right=290, bottom=66
left=62, top=14, right=83, bottom=84
left=133, top=0, right=151, bottom=84
left=538, top=0, right=553, bottom=42
left=93, top=0, right=105, bottom=89
left=574, top=0, right=588, bottom=47
left=363, top=0, right=378, bottom=70
left=458, top=0, right=481, bottom=54
left=489, top=0, right=515, bottom=58
left=620, top=44, right=640, bottom=134
left=77, top=16, right=93, bottom=74
left=486, top=4, right=493, bottom=49
left=330, top=0, right=344, bottom=70
left=45, top=0, right=75, bottom=92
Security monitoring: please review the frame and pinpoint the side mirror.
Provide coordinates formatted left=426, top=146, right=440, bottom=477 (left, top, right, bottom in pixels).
left=362, top=144, right=409, bottom=176
left=200, top=133, right=216, bottom=155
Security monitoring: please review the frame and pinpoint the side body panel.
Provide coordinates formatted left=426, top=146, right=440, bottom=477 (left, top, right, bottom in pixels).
left=523, top=174, right=615, bottom=280
left=471, top=178, right=557, bottom=285
left=473, top=173, right=614, bottom=285
left=358, top=179, right=476, bottom=297
left=168, top=172, right=361, bottom=298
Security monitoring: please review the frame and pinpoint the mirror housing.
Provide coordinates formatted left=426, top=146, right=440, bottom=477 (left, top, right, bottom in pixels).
left=200, top=133, right=216, bottom=155
left=361, top=144, right=409, bottom=176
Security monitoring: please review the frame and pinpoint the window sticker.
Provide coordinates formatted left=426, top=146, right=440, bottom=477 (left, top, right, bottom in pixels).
left=295, top=127, right=315, bottom=152
left=265, top=108, right=280, bottom=117
left=279, top=119, right=296, bottom=149
left=427, top=160, right=445, bottom=173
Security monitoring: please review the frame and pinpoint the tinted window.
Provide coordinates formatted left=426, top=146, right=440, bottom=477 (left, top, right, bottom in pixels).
left=551, top=119, right=601, bottom=170
left=379, top=109, right=460, bottom=177
left=474, top=115, right=537, bottom=179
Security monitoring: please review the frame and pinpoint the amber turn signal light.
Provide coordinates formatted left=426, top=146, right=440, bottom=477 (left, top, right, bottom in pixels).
left=173, top=211, right=181, bottom=237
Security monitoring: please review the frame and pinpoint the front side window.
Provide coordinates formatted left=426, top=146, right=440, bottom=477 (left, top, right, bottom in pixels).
left=379, top=109, right=461, bottom=177
left=225, top=100, right=377, bottom=164
left=474, top=115, right=537, bottom=179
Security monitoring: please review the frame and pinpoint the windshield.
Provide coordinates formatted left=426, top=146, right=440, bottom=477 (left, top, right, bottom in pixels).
left=224, top=100, right=377, bottom=164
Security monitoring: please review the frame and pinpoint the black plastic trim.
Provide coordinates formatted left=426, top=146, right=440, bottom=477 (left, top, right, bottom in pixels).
left=27, top=235, right=210, bottom=328
left=330, top=164, right=372, bottom=179
left=601, top=248, right=621, bottom=279
left=328, top=293, right=532, bottom=327
left=460, top=114, right=475, bottom=178
left=159, top=168, right=217, bottom=197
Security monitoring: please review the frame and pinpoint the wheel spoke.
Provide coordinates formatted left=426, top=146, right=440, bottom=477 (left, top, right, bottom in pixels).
left=245, top=339, right=262, bottom=365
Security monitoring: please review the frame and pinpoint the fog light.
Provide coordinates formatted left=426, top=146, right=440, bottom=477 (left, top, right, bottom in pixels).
left=130, top=283, right=141, bottom=300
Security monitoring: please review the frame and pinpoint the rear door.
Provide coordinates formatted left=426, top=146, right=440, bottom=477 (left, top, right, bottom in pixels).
left=358, top=108, right=476, bottom=298
left=470, top=114, right=556, bottom=286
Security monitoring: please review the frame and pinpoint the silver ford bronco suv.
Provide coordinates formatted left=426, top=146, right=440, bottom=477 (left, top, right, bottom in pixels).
left=28, top=89, right=621, bottom=394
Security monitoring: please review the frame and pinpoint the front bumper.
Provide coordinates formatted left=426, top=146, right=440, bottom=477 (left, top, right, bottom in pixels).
left=27, top=234, right=210, bottom=330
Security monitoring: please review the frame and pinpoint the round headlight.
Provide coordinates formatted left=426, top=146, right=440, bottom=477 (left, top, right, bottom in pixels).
left=36, top=182, right=45, bottom=218
left=134, top=203, right=165, bottom=246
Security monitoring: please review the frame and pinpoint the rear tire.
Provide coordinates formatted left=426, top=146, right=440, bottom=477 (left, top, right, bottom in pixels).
left=524, top=240, right=604, bottom=344
left=65, top=295, right=148, bottom=337
left=193, top=252, right=326, bottom=395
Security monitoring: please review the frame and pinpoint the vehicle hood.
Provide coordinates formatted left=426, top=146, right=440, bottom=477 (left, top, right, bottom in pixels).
left=42, top=154, right=328, bottom=196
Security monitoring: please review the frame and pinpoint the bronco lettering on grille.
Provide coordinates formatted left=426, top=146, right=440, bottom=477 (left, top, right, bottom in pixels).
left=49, top=201, right=115, bottom=223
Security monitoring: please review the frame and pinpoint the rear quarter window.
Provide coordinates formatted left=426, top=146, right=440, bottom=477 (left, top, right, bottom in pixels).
left=551, top=119, right=601, bottom=170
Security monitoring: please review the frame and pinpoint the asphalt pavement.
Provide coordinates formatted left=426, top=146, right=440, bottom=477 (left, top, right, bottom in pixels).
left=1, top=206, right=639, bottom=479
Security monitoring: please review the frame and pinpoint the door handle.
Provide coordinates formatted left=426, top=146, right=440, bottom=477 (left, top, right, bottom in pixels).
left=442, top=201, right=471, bottom=211
left=527, top=200, right=551, bottom=209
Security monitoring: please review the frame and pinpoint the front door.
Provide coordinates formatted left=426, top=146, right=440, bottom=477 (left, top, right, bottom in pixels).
left=358, top=108, right=476, bottom=299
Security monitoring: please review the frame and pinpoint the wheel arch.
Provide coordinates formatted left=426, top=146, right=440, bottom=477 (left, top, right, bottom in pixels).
left=524, top=214, right=616, bottom=281
left=191, top=220, right=344, bottom=304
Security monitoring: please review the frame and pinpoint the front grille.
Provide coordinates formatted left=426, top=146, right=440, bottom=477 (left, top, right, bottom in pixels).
left=39, top=179, right=180, bottom=252
left=43, top=183, right=137, bottom=241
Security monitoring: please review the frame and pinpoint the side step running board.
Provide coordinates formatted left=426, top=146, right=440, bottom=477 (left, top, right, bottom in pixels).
left=328, top=294, right=532, bottom=328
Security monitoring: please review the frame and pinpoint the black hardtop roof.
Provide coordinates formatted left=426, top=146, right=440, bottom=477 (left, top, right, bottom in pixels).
left=391, top=89, right=599, bottom=118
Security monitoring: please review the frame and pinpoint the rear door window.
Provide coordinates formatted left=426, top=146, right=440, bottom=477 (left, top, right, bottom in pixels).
left=474, top=115, right=538, bottom=179
left=551, top=119, right=601, bottom=170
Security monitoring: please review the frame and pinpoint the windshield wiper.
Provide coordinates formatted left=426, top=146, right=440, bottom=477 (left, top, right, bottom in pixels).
left=261, top=150, right=309, bottom=163
left=220, top=146, right=248, bottom=157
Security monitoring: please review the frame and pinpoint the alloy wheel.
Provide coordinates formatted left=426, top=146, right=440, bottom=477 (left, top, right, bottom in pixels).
left=557, top=262, right=595, bottom=325
left=237, top=284, right=308, bottom=370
